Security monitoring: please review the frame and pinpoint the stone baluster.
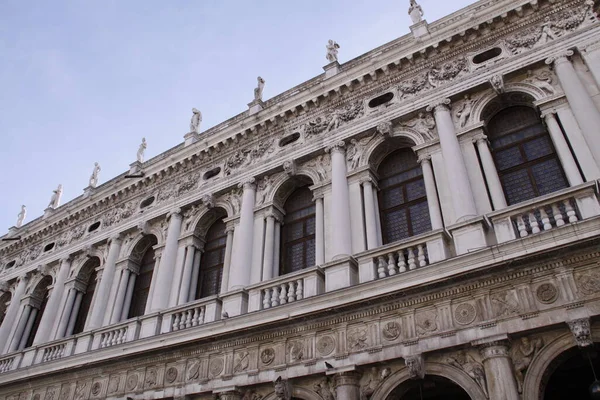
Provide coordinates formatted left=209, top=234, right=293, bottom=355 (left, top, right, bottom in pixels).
left=417, top=155, right=444, bottom=229
left=427, top=99, right=478, bottom=223
left=229, top=179, right=257, bottom=290
left=547, top=50, right=600, bottom=166
left=326, top=142, right=353, bottom=259
left=150, top=209, right=183, bottom=312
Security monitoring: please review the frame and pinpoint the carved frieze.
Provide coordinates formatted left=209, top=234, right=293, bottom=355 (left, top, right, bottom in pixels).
left=535, top=282, right=559, bottom=304
left=574, top=270, right=600, bottom=295
left=303, top=100, right=364, bottom=137
left=490, top=290, right=520, bottom=317
left=453, top=302, right=478, bottom=326
left=234, top=350, right=250, bottom=373
left=415, top=310, right=439, bottom=336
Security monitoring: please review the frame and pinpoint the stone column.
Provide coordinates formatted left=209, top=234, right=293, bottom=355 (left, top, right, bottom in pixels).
left=56, top=287, right=77, bottom=338
left=33, top=257, right=72, bottom=345
left=17, top=306, right=38, bottom=351
left=327, top=142, right=353, bottom=258
left=547, top=50, right=600, bottom=166
left=417, top=155, right=444, bottom=230
left=229, top=179, right=257, bottom=290
left=110, top=267, right=131, bottom=324
left=120, top=271, right=137, bottom=320
left=473, top=135, right=508, bottom=210
left=7, top=304, right=32, bottom=353
left=178, top=244, right=197, bottom=304
left=150, top=209, right=183, bottom=312
left=262, top=213, right=276, bottom=281
left=334, top=371, right=361, bottom=400
left=168, top=244, right=188, bottom=307
left=0, top=276, right=28, bottom=354
left=220, top=223, right=235, bottom=294
left=479, top=342, right=520, bottom=400
left=361, top=178, right=379, bottom=250
left=543, top=110, right=584, bottom=186
left=427, top=99, right=478, bottom=223
left=314, top=195, right=325, bottom=265
left=188, top=247, right=203, bottom=300
left=65, top=291, right=84, bottom=336
left=88, top=235, right=123, bottom=329
left=250, top=213, right=266, bottom=284
left=273, top=221, right=281, bottom=277
left=145, top=246, right=162, bottom=314
left=580, top=42, right=600, bottom=90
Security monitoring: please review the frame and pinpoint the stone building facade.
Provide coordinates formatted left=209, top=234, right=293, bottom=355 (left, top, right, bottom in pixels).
left=1, top=0, right=600, bottom=398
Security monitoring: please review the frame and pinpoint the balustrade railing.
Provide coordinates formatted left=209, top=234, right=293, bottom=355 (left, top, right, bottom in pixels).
left=41, top=343, right=65, bottom=362
left=0, top=356, right=14, bottom=373
left=160, top=296, right=221, bottom=334
left=490, top=183, right=600, bottom=244
left=100, top=327, right=127, bottom=348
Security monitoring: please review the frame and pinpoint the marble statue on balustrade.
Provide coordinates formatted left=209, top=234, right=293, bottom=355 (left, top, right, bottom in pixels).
left=326, top=40, right=340, bottom=63
left=48, top=184, right=63, bottom=209
left=408, top=0, right=424, bottom=24
left=16, top=205, right=26, bottom=228
left=137, top=137, right=147, bottom=163
left=254, top=76, right=265, bottom=101
left=89, top=162, right=101, bottom=188
left=190, top=108, right=202, bottom=134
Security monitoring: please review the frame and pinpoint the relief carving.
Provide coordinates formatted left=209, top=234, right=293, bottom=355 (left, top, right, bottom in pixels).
left=401, top=112, right=436, bottom=141
left=242, top=389, right=264, bottom=400
left=453, top=302, right=477, bottom=326
left=405, top=354, right=425, bottom=380
left=360, top=366, right=391, bottom=400
left=260, top=348, right=276, bottom=365
left=415, top=310, right=439, bottom=336
left=186, top=359, right=201, bottom=381
left=287, top=340, right=304, bottom=362
left=347, top=326, right=369, bottom=351
left=316, top=335, right=336, bottom=356
left=447, top=351, right=488, bottom=397
left=234, top=350, right=250, bottom=373
left=314, top=377, right=336, bottom=400
left=302, top=154, right=331, bottom=183
left=304, top=100, right=364, bottom=138
left=575, top=270, right=600, bottom=295
left=535, top=282, right=559, bottom=304
left=490, top=290, right=520, bottom=317
left=511, top=336, right=544, bottom=393
left=525, top=69, right=556, bottom=95
left=73, top=381, right=87, bottom=400
left=454, top=95, right=475, bottom=129
left=274, top=377, right=292, bottom=400
left=567, top=318, right=593, bottom=348
left=145, top=367, right=158, bottom=388
left=209, top=357, right=225, bottom=377
left=107, top=376, right=119, bottom=394
left=91, top=381, right=102, bottom=397
left=346, top=133, right=379, bottom=171
left=381, top=321, right=401, bottom=341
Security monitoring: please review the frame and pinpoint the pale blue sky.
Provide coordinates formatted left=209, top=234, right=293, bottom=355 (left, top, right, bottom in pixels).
left=0, top=0, right=474, bottom=232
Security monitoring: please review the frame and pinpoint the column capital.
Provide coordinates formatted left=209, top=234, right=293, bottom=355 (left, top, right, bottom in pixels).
left=333, top=371, right=361, bottom=388
left=541, top=108, right=558, bottom=119
left=477, top=340, right=511, bottom=361
left=359, top=176, right=379, bottom=191
left=167, top=208, right=183, bottom=220
left=58, top=256, right=73, bottom=265
left=108, top=233, right=125, bottom=246
left=325, top=140, right=346, bottom=154
left=472, top=133, right=488, bottom=145
left=238, top=177, right=256, bottom=190
left=546, top=49, right=575, bottom=66
left=426, top=98, right=451, bottom=113
left=417, top=153, right=432, bottom=164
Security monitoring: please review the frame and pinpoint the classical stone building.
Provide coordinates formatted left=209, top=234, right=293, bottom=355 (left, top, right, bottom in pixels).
left=2, top=0, right=600, bottom=398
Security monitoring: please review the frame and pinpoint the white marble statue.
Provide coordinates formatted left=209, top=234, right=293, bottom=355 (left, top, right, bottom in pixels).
left=190, top=108, right=202, bottom=134
left=408, top=0, right=424, bottom=24
left=48, top=184, right=63, bottom=209
left=137, top=138, right=147, bottom=163
left=89, top=162, right=101, bottom=188
left=254, top=76, right=265, bottom=101
left=326, top=40, right=340, bottom=63
left=16, top=205, right=26, bottom=228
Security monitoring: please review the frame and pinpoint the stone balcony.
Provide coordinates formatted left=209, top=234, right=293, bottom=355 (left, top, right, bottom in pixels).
left=0, top=182, right=598, bottom=381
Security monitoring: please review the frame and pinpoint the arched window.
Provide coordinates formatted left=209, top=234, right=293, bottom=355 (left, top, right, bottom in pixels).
left=24, top=276, right=52, bottom=348
left=487, top=106, right=568, bottom=205
left=72, top=258, right=100, bottom=335
left=281, top=186, right=316, bottom=275
left=128, top=236, right=157, bottom=319
left=196, top=219, right=226, bottom=299
left=0, top=291, right=11, bottom=327
left=378, top=148, right=431, bottom=244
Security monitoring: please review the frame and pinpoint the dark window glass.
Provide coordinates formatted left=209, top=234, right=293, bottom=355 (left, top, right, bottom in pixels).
left=196, top=219, right=226, bottom=299
left=0, top=292, right=11, bottom=327
left=128, top=244, right=156, bottom=319
left=487, top=106, right=568, bottom=205
left=281, top=186, right=316, bottom=275
left=378, top=149, right=431, bottom=244
left=25, top=276, right=53, bottom=348
left=72, top=267, right=99, bottom=335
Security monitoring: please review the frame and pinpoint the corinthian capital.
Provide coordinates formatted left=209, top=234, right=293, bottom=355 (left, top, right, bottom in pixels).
left=426, top=98, right=451, bottom=113
left=325, top=140, right=346, bottom=154
left=238, top=177, right=256, bottom=190
left=546, top=49, right=575, bottom=66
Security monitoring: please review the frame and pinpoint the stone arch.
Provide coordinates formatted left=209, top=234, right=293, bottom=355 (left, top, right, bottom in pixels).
left=126, top=234, right=159, bottom=265
left=366, top=135, right=419, bottom=173
left=29, top=275, right=53, bottom=304
left=73, top=256, right=101, bottom=283
left=263, top=386, right=323, bottom=400
left=270, top=173, right=316, bottom=209
left=472, top=83, right=546, bottom=124
left=370, top=362, right=487, bottom=400
left=191, top=206, right=228, bottom=238
left=522, top=329, right=600, bottom=400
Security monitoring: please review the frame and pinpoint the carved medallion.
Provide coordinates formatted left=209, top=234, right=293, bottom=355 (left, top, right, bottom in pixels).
left=536, top=283, right=559, bottom=304
left=381, top=321, right=401, bottom=341
left=316, top=336, right=335, bottom=356
left=186, top=359, right=201, bottom=381
left=260, top=348, right=276, bottom=365
left=165, top=366, right=178, bottom=383
left=91, top=382, right=102, bottom=397
left=454, top=303, right=477, bottom=325
left=209, top=357, right=224, bottom=377
left=107, top=376, right=119, bottom=394
left=125, top=373, right=138, bottom=391
left=575, top=271, right=600, bottom=295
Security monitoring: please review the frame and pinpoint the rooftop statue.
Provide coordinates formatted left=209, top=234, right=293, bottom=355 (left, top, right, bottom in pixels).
left=48, top=184, right=63, bottom=209
left=137, top=137, right=147, bottom=163
left=408, top=0, right=424, bottom=24
left=16, top=205, right=26, bottom=228
left=89, top=162, right=101, bottom=188
left=190, top=108, right=202, bottom=134
left=326, top=40, right=340, bottom=63
left=254, top=76, right=265, bottom=101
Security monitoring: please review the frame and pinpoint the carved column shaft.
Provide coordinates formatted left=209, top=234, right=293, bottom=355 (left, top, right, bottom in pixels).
left=315, top=196, right=325, bottom=265
left=178, top=244, right=197, bottom=304
left=549, top=52, right=600, bottom=166
left=220, top=226, right=235, bottom=294
left=229, top=180, right=257, bottom=290
left=110, top=267, right=132, bottom=324
left=56, top=288, right=78, bottom=339
left=0, top=277, right=28, bottom=354
left=479, top=343, right=520, bottom=400
left=474, top=136, right=507, bottom=210
left=151, top=210, right=183, bottom=311
left=361, top=179, right=379, bottom=250
left=262, top=215, right=276, bottom=280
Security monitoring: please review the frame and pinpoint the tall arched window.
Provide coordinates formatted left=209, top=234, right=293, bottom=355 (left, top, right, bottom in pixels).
left=281, top=186, right=315, bottom=275
left=196, top=219, right=226, bottom=299
left=487, top=106, right=568, bottom=205
left=378, top=148, right=431, bottom=244
left=0, top=291, right=11, bottom=327
left=24, top=276, right=52, bottom=348
left=72, top=258, right=100, bottom=335
left=128, top=236, right=157, bottom=319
